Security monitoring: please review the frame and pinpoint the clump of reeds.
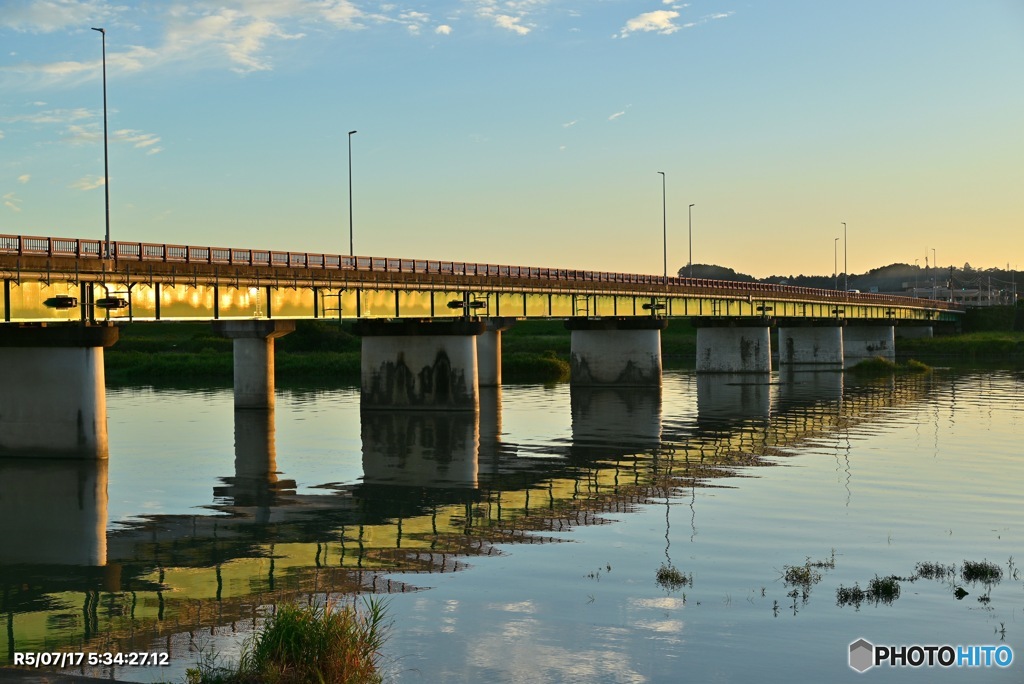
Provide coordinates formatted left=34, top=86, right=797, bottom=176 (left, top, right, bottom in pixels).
left=962, top=559, right=1003, bottom=584
left=656, top=564, right=692, bottom=591
left=187, top=596, right=389, bottom=684
left=835, top=575, right=902, bottom=608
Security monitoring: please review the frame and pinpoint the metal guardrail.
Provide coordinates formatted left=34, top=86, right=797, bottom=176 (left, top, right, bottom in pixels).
left=0, top=233, right=963, bottom=311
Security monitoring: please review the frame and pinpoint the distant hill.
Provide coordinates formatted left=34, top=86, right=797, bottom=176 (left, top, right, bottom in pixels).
left=677, top=262, right=1021, bottom=299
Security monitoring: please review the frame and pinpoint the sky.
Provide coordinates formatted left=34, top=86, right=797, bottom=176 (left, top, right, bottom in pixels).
left=1, top=0, right=1022, bottom=278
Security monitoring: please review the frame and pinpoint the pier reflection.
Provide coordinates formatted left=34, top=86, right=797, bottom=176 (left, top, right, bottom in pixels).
left=570, top=385, right=662, bottom=458
left=213, top=409, right=297, bottom=516
left=361, top=409, right=479, bottom=488
left=0, top=457, right=108, bottom=567
left=696, top=374, right=772, bottom=423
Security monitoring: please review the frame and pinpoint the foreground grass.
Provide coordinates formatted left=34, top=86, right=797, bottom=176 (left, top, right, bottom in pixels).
left=187, top=597, right=389, bottom=684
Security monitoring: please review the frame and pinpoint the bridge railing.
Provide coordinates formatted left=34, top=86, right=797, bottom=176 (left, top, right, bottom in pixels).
left=0, top=233, right=963, bottom=312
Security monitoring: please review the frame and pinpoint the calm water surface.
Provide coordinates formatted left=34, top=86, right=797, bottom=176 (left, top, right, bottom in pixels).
left=1, top=369, right=1022, bottom=683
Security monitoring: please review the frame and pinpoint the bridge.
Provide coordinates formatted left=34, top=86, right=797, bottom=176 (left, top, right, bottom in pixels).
left=0, top=232, right=962, bottom=459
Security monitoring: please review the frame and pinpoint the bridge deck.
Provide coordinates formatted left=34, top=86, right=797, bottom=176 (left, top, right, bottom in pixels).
left=1, top=234, right=962, bottom=323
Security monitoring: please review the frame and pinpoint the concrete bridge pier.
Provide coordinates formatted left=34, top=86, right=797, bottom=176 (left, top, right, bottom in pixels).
left=695, top=321, right=773, bottom=373
left=477, top=317, right=515, bottom=387
left=355, top=319, right=485, bottom=410
left=777, top=322, right=844, bottom=371
left=895, top=324, right=933, bottom=339
left=566, top=317, right=666, bottom=386
left=843, top=323, right=896, bottom=364
left=213, top=320, right=295, bottom=410
left=0, top=324, right=118, bottom=458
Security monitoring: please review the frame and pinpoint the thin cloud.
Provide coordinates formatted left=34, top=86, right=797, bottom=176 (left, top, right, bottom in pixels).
left=616, top=10, right=680, bottom=38
left=436, top=24, right=453, bottom=35
left=3, top=192, right=22, bottom=213
left=115, top=128, right=163, bottom=154
left=471, top=0, right=542, bottom=36
left=608, top=111, right=625, bottom=121
left=562, top=119, right=578, bottom=128
left=0, top=0, right=111, bottom=33
left=18, top=174, right=31, bottom=184
left=71, top=175, right=105, bottom=191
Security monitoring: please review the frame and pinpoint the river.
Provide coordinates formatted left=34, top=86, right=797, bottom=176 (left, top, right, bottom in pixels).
left=1, top=369, right=1021, bottom=682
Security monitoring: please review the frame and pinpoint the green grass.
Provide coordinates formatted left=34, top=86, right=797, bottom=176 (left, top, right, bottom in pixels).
left=898, top=331, right=1024, bottom=359
left=186, top=597, right=389, bottom=684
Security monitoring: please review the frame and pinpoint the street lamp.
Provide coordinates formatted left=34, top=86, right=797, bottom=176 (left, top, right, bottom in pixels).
left=92, top=27, right=110, bottom=258
left=657, top=172, right=666, bottom=278
left=834, top=237, right=839, bottom=290
left=842, top=222, right=848, bottom=291
left=348, top=130, right=357, bottom=257
left=688, top=203, right=695, bottom=278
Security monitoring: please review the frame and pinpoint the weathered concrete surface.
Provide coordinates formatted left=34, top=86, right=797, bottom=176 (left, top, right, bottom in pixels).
left=566, top=317, right=666, bottom=386
left=696, top=325, right=772, bottom=373
left=0, top=324, right=117, bottom=458
left=844, top=325, right=896, bottom=363
left=777, top=324, right=843, bottom=370
left=356, top=319, right=484, bottom=410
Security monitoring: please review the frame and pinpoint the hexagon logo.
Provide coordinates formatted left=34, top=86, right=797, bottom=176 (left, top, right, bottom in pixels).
left=849, top=638, right=875, bottom=673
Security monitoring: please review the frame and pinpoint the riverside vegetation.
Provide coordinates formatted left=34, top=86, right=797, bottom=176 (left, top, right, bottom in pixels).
left=184, top=597, right=389, bottom=684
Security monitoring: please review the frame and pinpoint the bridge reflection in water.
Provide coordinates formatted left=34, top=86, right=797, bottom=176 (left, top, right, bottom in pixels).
left=0, top=372, right=938, bottom=668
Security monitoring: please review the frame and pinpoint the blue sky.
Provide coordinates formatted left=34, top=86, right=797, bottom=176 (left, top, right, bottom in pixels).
left=2, top=0, right=1022, bottom=277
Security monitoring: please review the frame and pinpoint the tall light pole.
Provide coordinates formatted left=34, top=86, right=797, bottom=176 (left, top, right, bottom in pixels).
left=842, top=222, right=848, bottom=291
left=92, top=27, right=110, bottom=258
left=658, top=172, right=666, bottom=278
left=348, top=130, right=357, bottom=257
left=834, top=237, right=839, bottom=290
left=688, top=203, right=695, bottom=278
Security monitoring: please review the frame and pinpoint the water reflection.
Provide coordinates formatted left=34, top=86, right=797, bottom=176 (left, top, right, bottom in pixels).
left=0, top=458, right=108, bottom=567
left=696, top=373, right=772, bottom=422
left=213, top=410, right=296, bottom=515
left=361, top=409, right=479, bottom=488
left=570, top=385, right=662, bottom=456
left=2, top=370, right=1015, bottom=678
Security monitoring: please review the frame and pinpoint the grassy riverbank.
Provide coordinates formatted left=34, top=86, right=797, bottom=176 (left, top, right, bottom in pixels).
left=896, top=331, right=1024, bottom=366
left=103, top=320, right=1022, bottom=386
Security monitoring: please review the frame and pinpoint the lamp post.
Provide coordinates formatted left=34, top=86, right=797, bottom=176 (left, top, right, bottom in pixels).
left=842, top=222, right=848, bottom=291
left=688, top=203, right=695, bottom=278
left=657, top=172, right=666, bottom=278
left=348, top=130, right=357, bottom=257
left=834, top=237, right=839, bottom=290
left=91, top=27, right=110, bottom=258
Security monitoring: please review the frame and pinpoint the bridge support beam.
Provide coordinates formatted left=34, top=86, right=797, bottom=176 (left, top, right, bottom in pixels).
left=0, top=324, right=117, bottom=458
left=843, top=324, right=896, bottom=364
left=355, top=319, right=485, bottom=410
left=777, top=322, right=844, bottom=371
left=213, top=320, right=296, bottom=410
left=477, top=317, right=515, bottom=387
left=695, top=322, right=772, bottom=373
left=566, top=317, right=666, bottom=386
